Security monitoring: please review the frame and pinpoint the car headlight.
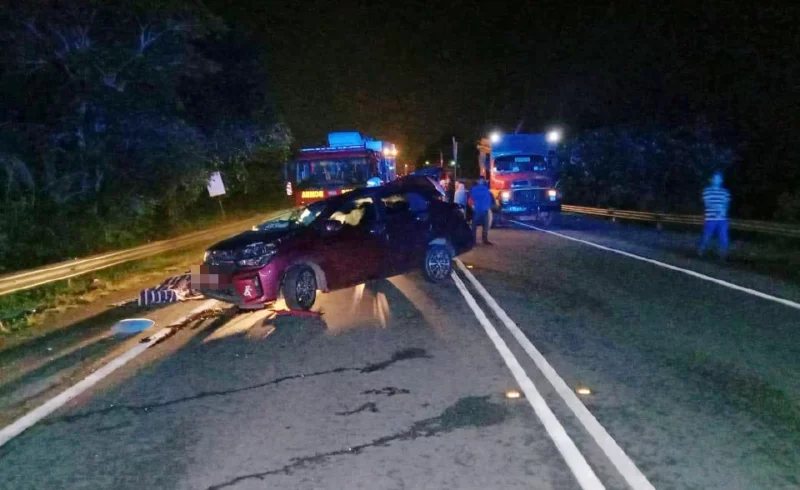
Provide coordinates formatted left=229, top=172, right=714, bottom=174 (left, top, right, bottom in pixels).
left=548, top=189, right=558, bottom=198
left=501, top=190, right=511, bottom=203
left=236, top=242, right=276, bottom=267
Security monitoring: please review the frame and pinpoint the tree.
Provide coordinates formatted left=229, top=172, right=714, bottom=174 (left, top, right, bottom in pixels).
left=560, top=126, right=733, bottom=214
left=0, top=0, right=289, bottom=271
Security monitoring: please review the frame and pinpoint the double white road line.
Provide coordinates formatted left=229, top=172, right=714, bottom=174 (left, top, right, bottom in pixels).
left=452, top=259, right=656, bottom=490
left=0, top=299, right=219, bottom=448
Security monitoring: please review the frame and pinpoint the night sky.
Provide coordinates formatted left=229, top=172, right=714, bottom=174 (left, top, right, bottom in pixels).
left=211, top=1, right=800, bottom=175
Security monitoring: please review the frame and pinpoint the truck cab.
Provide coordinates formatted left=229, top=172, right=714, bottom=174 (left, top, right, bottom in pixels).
left=487, top=133, right=561, bottom=226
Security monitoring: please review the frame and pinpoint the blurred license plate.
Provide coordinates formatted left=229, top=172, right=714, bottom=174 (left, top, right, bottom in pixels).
left=191, top=264, right=233, bottom=287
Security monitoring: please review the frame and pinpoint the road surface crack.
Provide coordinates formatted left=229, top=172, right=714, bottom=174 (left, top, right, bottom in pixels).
left=206, top=395, right=509, bottom=490
left=335, top=402, right=378, bottom=416
left=44, top=348, right=430, bottom=426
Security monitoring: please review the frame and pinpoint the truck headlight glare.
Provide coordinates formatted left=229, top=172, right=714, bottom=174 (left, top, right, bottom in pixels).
left=501, top=190, right=511, bottom=202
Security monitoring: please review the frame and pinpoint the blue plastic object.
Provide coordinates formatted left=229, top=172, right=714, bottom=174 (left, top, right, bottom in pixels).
left=112, top=318, right=155, bottom=335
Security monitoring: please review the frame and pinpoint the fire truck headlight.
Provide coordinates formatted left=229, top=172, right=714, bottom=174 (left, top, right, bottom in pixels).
left=501, top=191, right=511, bottom=202
left=548, top=189, right=558, bottom=201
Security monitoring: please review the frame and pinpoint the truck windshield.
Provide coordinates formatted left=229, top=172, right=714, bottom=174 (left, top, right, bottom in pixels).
left=291, top=158, right=371, bottom=189
left=494, top=155, right=547, bottom=173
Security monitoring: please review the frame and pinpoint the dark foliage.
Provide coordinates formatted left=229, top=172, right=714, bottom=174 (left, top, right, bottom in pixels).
left=0, top=0, right=290, bottom=272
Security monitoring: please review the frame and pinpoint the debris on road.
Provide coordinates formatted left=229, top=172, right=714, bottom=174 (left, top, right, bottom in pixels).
left=166, top=307, right=227, bottom=330
left=111, top=318, right=156, bottom=335
left=271, top=309, right=323, bottom=320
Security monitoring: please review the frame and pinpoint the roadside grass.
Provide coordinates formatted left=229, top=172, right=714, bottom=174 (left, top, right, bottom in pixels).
left=0, top=201, right=290, bottom=350
left=0, top=244, right=207, bottom=350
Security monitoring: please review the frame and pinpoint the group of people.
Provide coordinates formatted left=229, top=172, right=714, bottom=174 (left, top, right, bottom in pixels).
left=439, top=174, right=494, bottom=245
left=433, top=170, right=732, bottom=257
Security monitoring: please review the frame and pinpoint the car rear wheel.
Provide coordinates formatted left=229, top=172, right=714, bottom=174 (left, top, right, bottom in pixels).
left=283, top=265, right=317, bottom=310
left=423, top=245, right=452, bottom=282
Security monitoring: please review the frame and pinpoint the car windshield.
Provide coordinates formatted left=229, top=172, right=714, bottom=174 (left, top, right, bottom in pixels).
left=288, top=200, right=328, bottom=227
left=252, top=200, right=328, bottom=231
left=494, top=155, right=547, bottom=173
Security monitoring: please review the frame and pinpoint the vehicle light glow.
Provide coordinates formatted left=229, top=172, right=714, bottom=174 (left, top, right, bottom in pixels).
left=548, top=189, right=557, bottom=198
left=505, top=389, right=522, bottom=399
left=576, top=386, right=592, bottom=396
left=301, top=190, right=325, bottom=199
left=501, top=190, right=511, bottom=202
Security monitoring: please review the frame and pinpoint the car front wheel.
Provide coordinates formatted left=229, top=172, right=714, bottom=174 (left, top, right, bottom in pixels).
left=283, top=265, right=317, bottom=310
left=423, top=245, right=453, bottom=282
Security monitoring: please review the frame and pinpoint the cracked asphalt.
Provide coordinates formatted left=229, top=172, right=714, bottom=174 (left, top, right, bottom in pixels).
left=1, top=219, right=799, bottom=489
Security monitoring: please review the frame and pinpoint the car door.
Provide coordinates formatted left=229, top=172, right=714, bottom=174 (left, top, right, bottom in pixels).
left=379, top=191, right=431, bottom=275
left=322, top=195, right=387, bottom=289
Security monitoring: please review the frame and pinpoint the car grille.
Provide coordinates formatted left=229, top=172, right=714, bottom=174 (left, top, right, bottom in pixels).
left=201, top=286, right=241, bottom=304
left=512, top=189, right=547, bottom=203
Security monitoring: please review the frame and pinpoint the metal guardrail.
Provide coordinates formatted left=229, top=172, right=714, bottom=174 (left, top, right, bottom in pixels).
left=0, top=209, right=292, bottom=297
left=561, top=205, right=800, bottom=238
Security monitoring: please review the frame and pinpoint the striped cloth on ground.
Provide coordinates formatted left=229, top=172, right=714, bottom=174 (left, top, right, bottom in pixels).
left=137, top=273, right=192, bottom=307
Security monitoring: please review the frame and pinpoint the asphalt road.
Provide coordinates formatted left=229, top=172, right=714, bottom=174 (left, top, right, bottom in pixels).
left=1, top=220, right=799, bottom=489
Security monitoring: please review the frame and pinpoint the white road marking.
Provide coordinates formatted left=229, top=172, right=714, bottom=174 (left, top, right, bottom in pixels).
left=0, top=299, right=218, bottom=447
left=451, top=271, right=606, bottom=490
left=456, top=260, right=656, bottom=490
left=511, top=220, right=800, bottom=312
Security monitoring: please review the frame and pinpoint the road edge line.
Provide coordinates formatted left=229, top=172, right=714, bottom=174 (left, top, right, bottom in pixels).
left=451, top=271, right=606, bottom=490
left=0, top=299, right=217, bottom=447
left=455, top=259, right=656, bottom=490
left=510, top=220, right=800, bottom=312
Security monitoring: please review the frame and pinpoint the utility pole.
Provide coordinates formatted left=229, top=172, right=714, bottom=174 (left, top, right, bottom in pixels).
left=452, top=137, right=459, bottom=181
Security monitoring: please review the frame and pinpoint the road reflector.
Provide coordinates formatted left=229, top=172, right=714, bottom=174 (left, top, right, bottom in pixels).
left=505, top=389, right=522, bottom=399
left=576, top=386, right=592, bottom=396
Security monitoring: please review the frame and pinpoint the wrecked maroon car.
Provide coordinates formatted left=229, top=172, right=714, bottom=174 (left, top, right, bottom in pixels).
left=196, top=178, right=474, bottom=310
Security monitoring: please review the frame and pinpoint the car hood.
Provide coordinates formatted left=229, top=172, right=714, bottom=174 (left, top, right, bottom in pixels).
left=207, top=227, right=297, bottom=252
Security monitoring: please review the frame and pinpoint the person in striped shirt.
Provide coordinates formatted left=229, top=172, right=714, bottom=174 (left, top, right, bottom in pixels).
left=698, top=171, right=731, bottom=258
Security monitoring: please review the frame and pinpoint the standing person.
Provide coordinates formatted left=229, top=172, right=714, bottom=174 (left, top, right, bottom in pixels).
left=439, top=173, right=451, bottom=202
left=446, top=175, right=456, bottom=203
left=454, top=181, right=468, bottom=207
left=469, top=176, right=493, bottom=245
left=454, top=181, right=468, bottom=218
left=698, top=171, right=731, bottom=259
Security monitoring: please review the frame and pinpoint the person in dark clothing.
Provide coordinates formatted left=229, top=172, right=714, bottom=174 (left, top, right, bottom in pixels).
left=469, top=177, right=493, bottom=245
left=446, top=177, right=456, bottom=204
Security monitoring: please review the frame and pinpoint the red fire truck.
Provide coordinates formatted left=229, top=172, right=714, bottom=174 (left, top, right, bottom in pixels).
left=285, top=132, right=398, bottom=206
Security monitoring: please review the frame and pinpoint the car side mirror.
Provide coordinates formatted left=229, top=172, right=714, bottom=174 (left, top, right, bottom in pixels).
left=321, top=219, right=343, bottom=236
